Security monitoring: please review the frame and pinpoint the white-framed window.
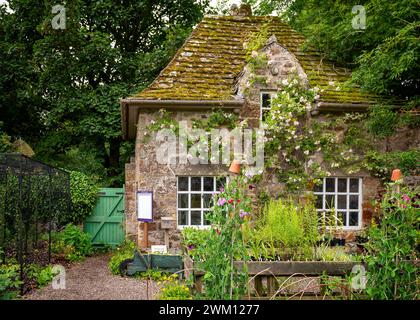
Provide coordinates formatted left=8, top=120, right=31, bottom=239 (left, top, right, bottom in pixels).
left=177, top=176, right=227, bottom=228
left=313, top=177, right=362, bottom=229
left=260, top=91, right=277, bottom=121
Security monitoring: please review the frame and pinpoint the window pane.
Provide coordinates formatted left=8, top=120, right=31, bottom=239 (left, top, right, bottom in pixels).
left=326, top=178, right=335, bottom=192
left=216, top=177, right=226, bottom=191
left=262, top=93, right=271, bottom=109
left=178, top=210, right=188, bottom=225
left=315, top=194, right=323, bottom=209
left=191, top=194, right=201, bottom=208
left=337, top=195, right=347, bottom=209
left=191, top=177, right=201, bottom=191
left=191, top=211, right=201, bottom=225
left=338, top=178, right=347, bottom=192
left=203, top=177, right=214, bottom=191
left=349, top=195, right=359, bottom=209
left=203, top=211, right=211, bottom=225
left=349, top=211, right=359, bottom=226
left=350, top=178, right=359, bottom=193
left=262, top=109, right=270, bottom=121
left=337, top=211, right=346, bottom=226
left=203, top=194, right=213, bottom=208
left=325, top=195, right=335, bottom=209
left=178, top=194, right=188, bottom=208
left=313, top=182, right=323, bottom=193
left=178, top=177, right=188, bottom=191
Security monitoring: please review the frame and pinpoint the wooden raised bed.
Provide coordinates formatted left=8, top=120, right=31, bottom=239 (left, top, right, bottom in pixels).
left=126, top=250, right=184, bottom=276
left=184, top=257, right=361, bottom=298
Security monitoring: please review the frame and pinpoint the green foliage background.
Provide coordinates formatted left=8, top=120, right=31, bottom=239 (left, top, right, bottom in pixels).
left=67, top=171, right=98, bottom=225
left=0, top=0, right=209, bottom=186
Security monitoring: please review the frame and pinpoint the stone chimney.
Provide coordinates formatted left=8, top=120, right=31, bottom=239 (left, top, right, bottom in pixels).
left=229, top=3, right=252, bottom=16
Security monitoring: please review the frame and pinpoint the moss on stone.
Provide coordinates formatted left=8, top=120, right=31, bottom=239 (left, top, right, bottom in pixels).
left=133, top=15, right=386, bottom=105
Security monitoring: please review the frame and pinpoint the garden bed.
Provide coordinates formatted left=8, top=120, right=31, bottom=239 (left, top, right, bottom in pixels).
left=185, top=257, right=420, bottom=298
left=185, top=256, right=361, bottom=297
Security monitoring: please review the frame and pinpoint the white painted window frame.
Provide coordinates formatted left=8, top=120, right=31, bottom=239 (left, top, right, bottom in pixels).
left=313, top=177, right=363, bottom=230
left=176, top=176, right=226, bottom=229
left=260, top=91, right=277, bottom=120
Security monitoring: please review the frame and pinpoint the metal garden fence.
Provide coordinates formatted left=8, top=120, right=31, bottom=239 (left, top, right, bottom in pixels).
left=0, top=153, right=71, bottom=293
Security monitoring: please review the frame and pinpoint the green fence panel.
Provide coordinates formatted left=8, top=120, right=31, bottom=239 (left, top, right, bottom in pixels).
left=84, top=187, right=125, bottom=247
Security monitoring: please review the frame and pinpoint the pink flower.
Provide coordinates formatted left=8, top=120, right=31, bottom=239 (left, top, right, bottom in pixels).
left=402, top=195, right=410, bottom=202
left=239, top=210, right=249, bottom=219
left=217, top=198, right=227, bottom=206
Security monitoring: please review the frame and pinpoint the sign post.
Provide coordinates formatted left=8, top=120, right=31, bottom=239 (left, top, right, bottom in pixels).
left=137, top=191, right=153, bottom=249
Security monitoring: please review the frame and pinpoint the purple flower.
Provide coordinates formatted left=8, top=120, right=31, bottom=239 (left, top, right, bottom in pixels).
left=217, top=197, right=227, bottom=206
left=239, top=210, right=250, bottom=219
left=219, top=187, right=225, bottom=192
left=187, top=244, right=195, bottom=251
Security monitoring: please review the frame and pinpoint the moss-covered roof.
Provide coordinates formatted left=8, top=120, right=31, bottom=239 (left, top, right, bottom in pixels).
left=132, top=15, right=381, bottom=104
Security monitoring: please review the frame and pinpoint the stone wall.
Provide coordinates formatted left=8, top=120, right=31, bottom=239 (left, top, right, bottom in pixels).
left=125, top=110, right=232, bottom=252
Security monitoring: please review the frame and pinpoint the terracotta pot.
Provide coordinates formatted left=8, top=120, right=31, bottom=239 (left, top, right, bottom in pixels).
left=229, top=160, right=241, bottom=174
left=390, top=169, right=402, bottom=181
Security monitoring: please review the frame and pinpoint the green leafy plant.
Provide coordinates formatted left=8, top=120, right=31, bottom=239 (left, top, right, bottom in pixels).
left=194, top=174, right=251, bottom=300
left=0, top=264, right=21, bottom=300
left=364, top=149, right=420, bottom=180
left=181, top=228, right=210, bottom=261
left=248, top=198, right=319, bottom=260
left=136, top=270, right=178, bottom=282
left=108, top=240, right=136, bottom=275
left=66, top=171, right=99, bottom=226
left=157, top=281, right=192, bottom=300
left=56, top=224, right=93, bottom=262
left=365, top=184, right=419, bottom=300
left=26, top=264, right=56, bottom=288
left=36, top=266, right=56, bottom=287
left=315, top=245, right=357, bottom=262
left=365, top=105, right=399, bottom=138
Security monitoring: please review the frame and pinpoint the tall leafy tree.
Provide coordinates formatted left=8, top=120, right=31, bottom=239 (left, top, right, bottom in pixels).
left=1, top=0, right=208, bottom=185
left=0, top=1, right=45, bottom=140
left=248, top=0, right=420, bottom=100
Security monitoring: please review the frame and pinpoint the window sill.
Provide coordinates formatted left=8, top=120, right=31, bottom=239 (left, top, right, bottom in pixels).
left=177, top=225, right=211, bottom=230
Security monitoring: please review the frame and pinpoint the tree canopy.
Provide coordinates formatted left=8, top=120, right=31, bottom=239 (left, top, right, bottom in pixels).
left=0, top=0, right=208, bottom=185
left=1, top=0, right=418, bottom=186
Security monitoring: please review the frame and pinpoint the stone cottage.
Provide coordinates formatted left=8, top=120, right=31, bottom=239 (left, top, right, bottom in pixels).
left=120, top=9, right=419, bottom=251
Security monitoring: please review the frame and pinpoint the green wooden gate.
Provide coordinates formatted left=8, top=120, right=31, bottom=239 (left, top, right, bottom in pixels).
left=84, top=188, right=125, bottom=247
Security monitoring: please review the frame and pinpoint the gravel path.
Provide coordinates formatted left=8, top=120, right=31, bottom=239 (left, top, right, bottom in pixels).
left=25, top=254, right=159, bottom=300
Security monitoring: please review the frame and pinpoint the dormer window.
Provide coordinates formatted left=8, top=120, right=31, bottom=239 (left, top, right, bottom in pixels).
left=260, top=91, right=276, bottom=121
